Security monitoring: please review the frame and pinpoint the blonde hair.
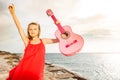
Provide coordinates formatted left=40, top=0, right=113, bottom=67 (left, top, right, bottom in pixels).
left=27, top=22, right=41, bottom=40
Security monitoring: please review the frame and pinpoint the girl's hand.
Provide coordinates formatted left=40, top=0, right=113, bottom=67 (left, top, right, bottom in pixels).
left=8, top=4, right=15, bottom=14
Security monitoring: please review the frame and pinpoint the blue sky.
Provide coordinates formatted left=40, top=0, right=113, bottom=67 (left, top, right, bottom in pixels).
left=0, top=0, right=120, bottom=53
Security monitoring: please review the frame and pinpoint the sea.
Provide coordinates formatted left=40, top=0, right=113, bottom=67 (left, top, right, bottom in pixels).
left=45, top=53, right=120, bottom=80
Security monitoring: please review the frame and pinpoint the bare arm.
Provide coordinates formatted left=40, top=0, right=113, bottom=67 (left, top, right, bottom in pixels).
left=42, top=38, right=59, bottom=45
left=8, top=4, right=29, bottom=46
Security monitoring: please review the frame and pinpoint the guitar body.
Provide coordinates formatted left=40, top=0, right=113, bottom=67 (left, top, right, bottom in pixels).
left=55, top=25, right=84, bottom=56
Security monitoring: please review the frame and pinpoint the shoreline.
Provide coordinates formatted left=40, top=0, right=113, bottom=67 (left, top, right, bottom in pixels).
left=0, top=51, right=87, bottom=80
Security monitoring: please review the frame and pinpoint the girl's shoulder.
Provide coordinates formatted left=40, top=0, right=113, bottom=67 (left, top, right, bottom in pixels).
left=41, top=38, right=48, bottom=45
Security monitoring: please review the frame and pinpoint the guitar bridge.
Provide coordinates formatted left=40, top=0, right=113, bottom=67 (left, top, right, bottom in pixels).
left=65, top=40, right=77, bottom=48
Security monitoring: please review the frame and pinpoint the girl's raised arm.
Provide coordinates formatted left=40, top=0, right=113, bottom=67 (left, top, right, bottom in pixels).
left=8, top=4, right=29, bottom=46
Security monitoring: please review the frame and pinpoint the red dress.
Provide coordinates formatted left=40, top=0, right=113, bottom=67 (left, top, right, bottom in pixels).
left=7, top=39, right=45, bottom=80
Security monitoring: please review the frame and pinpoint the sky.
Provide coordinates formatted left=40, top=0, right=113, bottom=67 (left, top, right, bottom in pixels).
left=0, top=0, right=120, bottom=53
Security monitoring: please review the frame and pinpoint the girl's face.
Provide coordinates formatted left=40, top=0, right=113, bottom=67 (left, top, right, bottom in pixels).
left=28, top=24, right=40, bottom=38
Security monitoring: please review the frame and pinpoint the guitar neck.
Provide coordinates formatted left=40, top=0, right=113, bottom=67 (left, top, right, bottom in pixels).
left=51, top=15, right=65, bottom=34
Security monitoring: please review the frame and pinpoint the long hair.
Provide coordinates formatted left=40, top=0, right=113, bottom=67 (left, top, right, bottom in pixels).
left=27, top=22, right=41, bottom=40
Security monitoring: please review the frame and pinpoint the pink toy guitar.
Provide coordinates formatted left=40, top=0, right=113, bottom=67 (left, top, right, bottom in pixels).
left=46, top=9, right=84, bottom=56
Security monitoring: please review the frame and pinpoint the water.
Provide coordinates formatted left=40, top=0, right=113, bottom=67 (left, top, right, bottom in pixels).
left=46, top=53, right=120, bottom=80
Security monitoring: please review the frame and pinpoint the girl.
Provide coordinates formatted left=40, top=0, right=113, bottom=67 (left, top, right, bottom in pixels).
left=7, top=4, right=58, bottom=80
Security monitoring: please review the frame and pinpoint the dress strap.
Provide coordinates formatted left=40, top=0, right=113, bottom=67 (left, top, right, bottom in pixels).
left=28, top=40, right=31, bottom=44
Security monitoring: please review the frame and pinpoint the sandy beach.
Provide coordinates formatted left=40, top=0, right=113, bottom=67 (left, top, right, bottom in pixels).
left=0, top=51, right=86, bottom=80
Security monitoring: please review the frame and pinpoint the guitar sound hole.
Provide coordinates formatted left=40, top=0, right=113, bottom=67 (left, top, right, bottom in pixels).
left=61, top=32, right=70, bottom=39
